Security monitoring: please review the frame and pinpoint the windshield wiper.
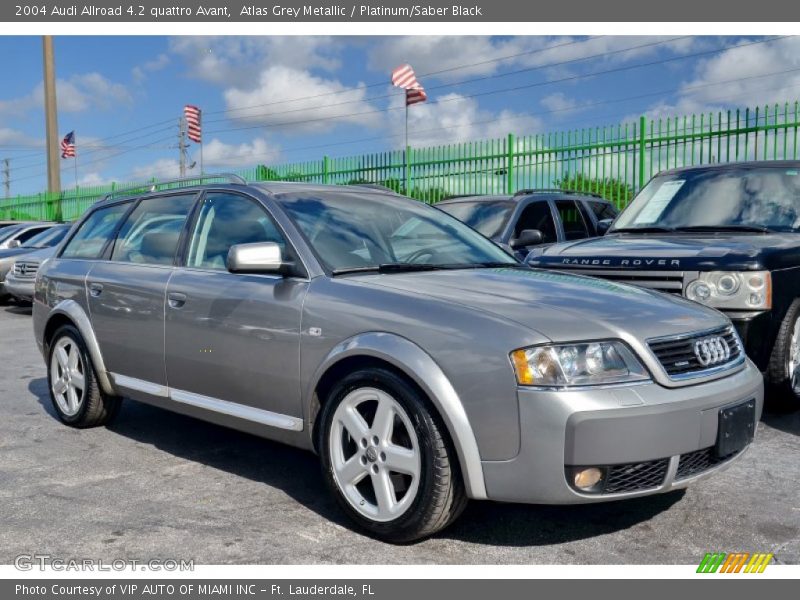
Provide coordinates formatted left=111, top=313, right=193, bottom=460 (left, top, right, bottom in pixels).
left=672, top=225, right=774, bottom=233
left=609, top=226, right=675, bottom=234
left=332, top=263, right=448, bottom=276
left=331, top=261, right=523, bottom=276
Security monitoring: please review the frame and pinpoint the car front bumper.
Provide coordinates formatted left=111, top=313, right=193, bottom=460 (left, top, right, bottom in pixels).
left=3, top=273, right=35, bottom=301
left=479, top=359, right=763, bottom=504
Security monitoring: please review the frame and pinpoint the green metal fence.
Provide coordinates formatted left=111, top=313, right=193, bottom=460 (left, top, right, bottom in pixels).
left=4, top=101, right=800, bottom=221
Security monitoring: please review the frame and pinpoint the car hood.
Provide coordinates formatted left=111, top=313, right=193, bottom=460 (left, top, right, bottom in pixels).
left=0, top=246, right=36, bottom=261
left=528, top=232, right=800, bottom=271
left=352, top=267, right=728, bottom=343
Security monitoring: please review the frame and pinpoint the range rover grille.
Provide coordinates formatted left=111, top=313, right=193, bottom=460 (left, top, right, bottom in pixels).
left=544, top=268, right=688, bottom=294
left=648, top=326, right=743, bottom=378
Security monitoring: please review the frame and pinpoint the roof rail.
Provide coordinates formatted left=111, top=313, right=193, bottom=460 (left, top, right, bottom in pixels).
left=101, top=173, right=247, bottom=202
left=513, top=188, right=606, bottom=200
left=353, top=183, right=399, bottom=194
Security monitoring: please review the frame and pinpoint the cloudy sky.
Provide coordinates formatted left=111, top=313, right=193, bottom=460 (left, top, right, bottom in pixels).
left=1, top=35, right=798, bottom=195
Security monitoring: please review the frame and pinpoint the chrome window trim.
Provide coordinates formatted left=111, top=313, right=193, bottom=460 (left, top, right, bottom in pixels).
left=110, top=372, right=303, bottom=432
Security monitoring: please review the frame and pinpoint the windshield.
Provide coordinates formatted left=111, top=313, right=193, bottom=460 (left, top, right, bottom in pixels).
left=612, top=166, right=800, bottom=233
left=22, top=225, right=69, bottom=248
left=436, top=199, right=514, bottom=239
left=275, top=191, right=518, bottom=273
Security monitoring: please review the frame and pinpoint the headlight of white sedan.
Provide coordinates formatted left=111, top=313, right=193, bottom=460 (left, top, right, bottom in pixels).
left=511, top=341, right=649, bottom=387
left=685, top=271, right=771, bottom=310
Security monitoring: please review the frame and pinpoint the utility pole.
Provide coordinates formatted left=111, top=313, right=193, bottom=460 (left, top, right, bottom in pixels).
left=42, top=35, right=61, bottom=194
left=3, top=159, right=9, bottom=198
left=178, top=117, right=187, bottom=178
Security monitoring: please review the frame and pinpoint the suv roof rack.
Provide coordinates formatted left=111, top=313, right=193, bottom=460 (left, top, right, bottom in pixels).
left=513, top=188, right=606, bottom=200
left=101, top=173, right=247, bottom=202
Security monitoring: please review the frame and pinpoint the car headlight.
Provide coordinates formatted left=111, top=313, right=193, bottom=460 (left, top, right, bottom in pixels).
left=510, top=341, right=650, bottom=387
left=685, top=271, right=771, bottom=310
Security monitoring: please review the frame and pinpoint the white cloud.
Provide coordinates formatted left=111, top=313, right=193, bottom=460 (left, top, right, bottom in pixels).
left=130, top=158, right=182, bottom=181
left=6, top=73, right=133, bottom=114
left=132, top=53, right=170, bottom=83
left=395, top=92, right=541, bottom=147
left=202, top=137, right=280, bottom=167
left=637, top=37, right=800, bottom=119
left=540, top=92, right=580, bottom=114
left=77, top=172, right=108, bottom=187
left=0, top=128, right=41, bottom=148
left=223, top=66, right=379, bottom=133
left=169, top=36, right=340, bottom=87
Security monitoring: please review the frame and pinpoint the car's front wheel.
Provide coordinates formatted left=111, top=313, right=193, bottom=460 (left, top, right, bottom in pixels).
left=47, top=325, right=121, bottom=427
left=319, top=368, right=466, bottom=543
left=767, top=299, right=800, bottom=408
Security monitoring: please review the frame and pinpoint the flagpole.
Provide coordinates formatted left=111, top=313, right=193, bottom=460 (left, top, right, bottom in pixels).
left=404, top=96, right=409, bottom=195
left=200, top=141, right=204, bottom=175
left=73, top=132, right=78, bottom=194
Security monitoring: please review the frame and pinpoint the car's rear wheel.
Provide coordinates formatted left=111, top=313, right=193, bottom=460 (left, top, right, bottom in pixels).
left=47, top=325, right=121, bottom=427
left=766, top=299, right=800, bottom=408
left=319, top=368, right=467, bottom=543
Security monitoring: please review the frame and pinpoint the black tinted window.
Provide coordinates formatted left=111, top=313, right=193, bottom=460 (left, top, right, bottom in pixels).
left=111, top=195, right=195, bottom=265
left=61, top=203, right=130, bottom=259
left=556, top=200, right=591, bottom=240
left=515, top=202, right=557, bottom=244
left=587, top=200, right=618, bottom=221
left=16, top=227, right=50, bottom=243
left=187, top=193, right=286, bottom=270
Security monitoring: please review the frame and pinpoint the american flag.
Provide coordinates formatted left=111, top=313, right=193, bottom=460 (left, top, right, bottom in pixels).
left=184, top=104, right=202, bottom=143
left=60, top=131, right=75, bottom=159
left=391, top=64, right=427, bottom=107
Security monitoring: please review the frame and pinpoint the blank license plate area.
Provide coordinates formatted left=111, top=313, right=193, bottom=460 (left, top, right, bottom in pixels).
left=716, top=399, right=756, bottom=458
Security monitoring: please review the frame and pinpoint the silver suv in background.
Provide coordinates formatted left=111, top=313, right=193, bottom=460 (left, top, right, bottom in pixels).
left=32, top=176, right=763, bottom=542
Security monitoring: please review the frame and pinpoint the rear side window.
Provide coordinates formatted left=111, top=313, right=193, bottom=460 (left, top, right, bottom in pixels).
left=15, top=226, right=51, bottom=244
left=556, top=200, right=591, bottom=240
left=110, top=194, right=196, bottom=265
left=587, top=200, right=618, bottom=221
left=61, top=203, right=130, bottom=259
left=187, top=193, right=286, bottom=270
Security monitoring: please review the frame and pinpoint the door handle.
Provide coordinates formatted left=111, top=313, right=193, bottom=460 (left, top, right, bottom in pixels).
left=167, top=292, right=187, bottom=309
left=88, top=283, right=103, bottom=297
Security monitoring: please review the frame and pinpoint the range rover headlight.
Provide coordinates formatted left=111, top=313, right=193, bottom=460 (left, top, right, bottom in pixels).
left=511, top=341, right=650, bottom=387
left=684, top=271, right=771, bottom=310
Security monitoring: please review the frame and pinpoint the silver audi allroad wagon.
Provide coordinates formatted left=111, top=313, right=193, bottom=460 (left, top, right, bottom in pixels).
left=32, top=176, right=763, bottom=542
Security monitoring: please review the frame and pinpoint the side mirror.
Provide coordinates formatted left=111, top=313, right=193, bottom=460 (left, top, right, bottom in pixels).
left=7, top=239, right=21, bottom=248
left=226, top=242, right=284, bottom=275
left=597, top=219, right=613, bottom=235
left=510, top=229, right=544, bottom=249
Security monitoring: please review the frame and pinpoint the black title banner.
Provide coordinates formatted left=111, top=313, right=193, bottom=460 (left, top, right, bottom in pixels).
left=5, top=0, right=800, bottom=22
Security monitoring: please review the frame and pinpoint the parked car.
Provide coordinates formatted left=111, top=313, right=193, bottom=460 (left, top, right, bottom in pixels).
left=0, top=223, right=64, bottom=301
left=436, top=190, right=618, bottom=259
left=0, top=222, right=56, bottom=250
left=528, top=161, right=800, bottom=405
left=33, top=176, right=762, bottom=542
left=3, top=224, right=72, bottom=302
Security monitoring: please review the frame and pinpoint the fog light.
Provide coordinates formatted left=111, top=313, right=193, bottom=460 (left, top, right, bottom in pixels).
left=573, top=467, right=604, bottom=491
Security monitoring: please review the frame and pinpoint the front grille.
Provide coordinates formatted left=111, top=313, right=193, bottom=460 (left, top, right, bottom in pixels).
left=648, top=326, right=743, bottom=378
left=12, top=261, right=39, bottom=279
left=675, top=447, right=742, bottom=481
left=604, top=458, right=670, bottom=493
left=549, top=268, right=688, bottom=294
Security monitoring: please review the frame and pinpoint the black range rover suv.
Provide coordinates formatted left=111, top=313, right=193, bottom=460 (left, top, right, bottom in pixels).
left=529, top=161, right=800, bottom=405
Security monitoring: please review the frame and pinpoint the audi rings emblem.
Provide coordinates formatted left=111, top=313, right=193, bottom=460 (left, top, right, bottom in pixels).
left=693, top=336, right=731, bottom=366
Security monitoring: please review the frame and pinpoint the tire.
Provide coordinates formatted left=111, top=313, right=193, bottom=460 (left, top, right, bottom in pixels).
left=318, top=368, right=467, bottom=543
left=766, top=299, right=800, bottom=409
left=47, top=324, right=121, bottom=428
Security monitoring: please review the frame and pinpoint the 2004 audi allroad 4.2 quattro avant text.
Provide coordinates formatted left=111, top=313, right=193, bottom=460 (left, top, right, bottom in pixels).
left=32, top=176, right=763, bottom=542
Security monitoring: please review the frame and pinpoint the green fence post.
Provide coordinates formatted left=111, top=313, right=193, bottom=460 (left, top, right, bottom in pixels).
left=506, top=133, right=515, bottom=194
left=405, top=145, right=412, bottom=197
left=323, top=155, right=330, bottom=184
left=638, top=115, right=647, bottom=190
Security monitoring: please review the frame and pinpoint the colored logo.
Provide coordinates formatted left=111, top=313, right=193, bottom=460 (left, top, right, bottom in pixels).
left=697, top=552, right=773, bottom=573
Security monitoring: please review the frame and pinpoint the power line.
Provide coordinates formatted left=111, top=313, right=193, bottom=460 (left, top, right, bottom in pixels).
left=203, top=36, right=692, bottom=126
left=203, top=36, right=791, bottom=137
